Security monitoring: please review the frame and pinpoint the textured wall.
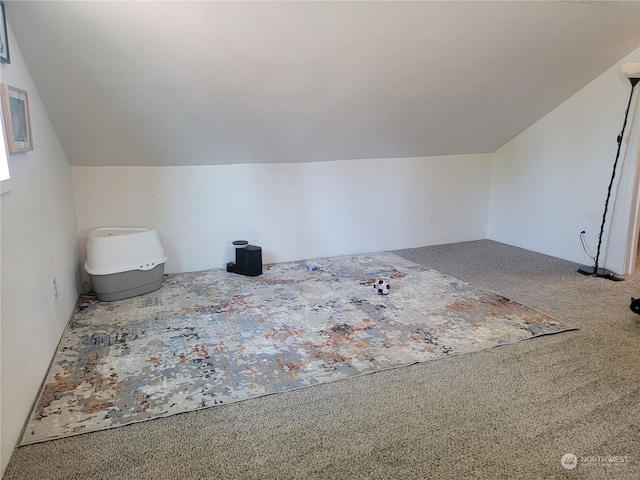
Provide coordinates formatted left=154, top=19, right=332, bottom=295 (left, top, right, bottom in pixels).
left=0, top=26, right=80, bottom=476
left=72, top=154, right=492, bottom=274
left=488, top=48, right=640, bottom=274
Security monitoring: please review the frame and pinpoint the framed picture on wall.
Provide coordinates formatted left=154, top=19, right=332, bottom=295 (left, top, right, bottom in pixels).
left=0, top=1, right=9, bottom=64
left=1, top=84, right=33, bottom=153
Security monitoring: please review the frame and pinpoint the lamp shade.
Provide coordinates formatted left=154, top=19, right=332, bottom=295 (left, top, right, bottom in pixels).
left=621, top=62, right=640, bottom=79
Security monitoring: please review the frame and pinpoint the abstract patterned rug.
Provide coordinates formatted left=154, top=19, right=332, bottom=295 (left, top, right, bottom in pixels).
left=21, top=252, right=575, bottom=445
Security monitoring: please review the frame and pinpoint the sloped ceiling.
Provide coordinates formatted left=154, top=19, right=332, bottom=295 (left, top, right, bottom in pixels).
left=5, top=1, right=640, bottom=166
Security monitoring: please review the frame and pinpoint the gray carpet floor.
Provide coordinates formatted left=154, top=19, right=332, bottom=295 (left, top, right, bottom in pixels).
left=4, top=240, right=639, bottom=479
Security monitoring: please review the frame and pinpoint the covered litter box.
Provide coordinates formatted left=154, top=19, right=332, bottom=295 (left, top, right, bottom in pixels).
left=84, top=227, right=168, bottom=301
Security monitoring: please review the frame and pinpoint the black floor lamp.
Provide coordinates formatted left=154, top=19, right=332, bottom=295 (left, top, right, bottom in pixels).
left=578, top=62, right=640, bottom=280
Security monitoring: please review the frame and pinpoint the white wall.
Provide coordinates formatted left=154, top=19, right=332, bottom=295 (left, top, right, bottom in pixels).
left=72, top=154, right=492, bottom=274
left=0, top=27, right=79, bottom=475
left=488, top=48, right=640, bottom=274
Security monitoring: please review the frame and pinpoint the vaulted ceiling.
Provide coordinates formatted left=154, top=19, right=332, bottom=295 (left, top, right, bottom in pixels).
left=6, top=1, right=640, bottom=166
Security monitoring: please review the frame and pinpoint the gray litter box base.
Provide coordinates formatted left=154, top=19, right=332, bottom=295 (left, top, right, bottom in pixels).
left=89, top=264, right=165, bottom=302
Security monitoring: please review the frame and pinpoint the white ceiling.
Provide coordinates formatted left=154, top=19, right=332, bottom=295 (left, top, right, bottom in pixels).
left=6, top=1, right=640, bottom=167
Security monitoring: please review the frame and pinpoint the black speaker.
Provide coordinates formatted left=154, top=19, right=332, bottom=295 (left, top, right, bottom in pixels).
left=226, top=243, right=262, bottom=276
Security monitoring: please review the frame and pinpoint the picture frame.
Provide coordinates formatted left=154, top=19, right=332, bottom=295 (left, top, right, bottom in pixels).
left=1, top=84, right=33, bottom=153
left=0, top=1, right=9, bottom=64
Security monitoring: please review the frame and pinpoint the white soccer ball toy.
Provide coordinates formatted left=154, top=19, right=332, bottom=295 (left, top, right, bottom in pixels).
left=374, top=278, right=390, bottom=295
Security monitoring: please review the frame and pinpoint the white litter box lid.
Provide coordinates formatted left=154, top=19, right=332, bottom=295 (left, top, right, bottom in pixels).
left=84, top=227, right=168, bottom=276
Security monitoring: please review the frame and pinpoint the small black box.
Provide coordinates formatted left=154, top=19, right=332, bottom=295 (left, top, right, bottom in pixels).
left=227, top=245, right=262, bottom=276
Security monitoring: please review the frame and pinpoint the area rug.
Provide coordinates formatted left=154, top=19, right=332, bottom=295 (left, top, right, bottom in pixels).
left=21, top=252, right=575, bottom=445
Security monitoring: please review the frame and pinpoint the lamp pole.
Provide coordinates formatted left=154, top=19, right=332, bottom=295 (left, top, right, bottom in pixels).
left=578, top=76, right=639, bottom=279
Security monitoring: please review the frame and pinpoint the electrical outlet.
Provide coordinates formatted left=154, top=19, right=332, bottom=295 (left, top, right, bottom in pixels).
left=427, top=211, right=436, bottom=225
left=52, top=278, right=58, bottom=300
left=249, top=227, right=259, bottom=243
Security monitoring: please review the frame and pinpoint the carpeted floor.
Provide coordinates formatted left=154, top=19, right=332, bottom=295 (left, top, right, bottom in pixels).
left=4, top=240, right=639, bottom=479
